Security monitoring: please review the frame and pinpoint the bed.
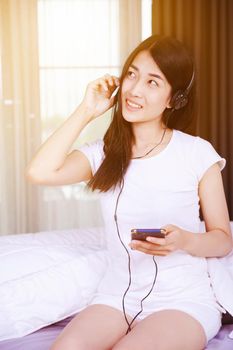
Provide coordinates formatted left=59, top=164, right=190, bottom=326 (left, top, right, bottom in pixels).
left=0, top=226, right=233, bottom=349
left=0, top=316, right=232, bottom=350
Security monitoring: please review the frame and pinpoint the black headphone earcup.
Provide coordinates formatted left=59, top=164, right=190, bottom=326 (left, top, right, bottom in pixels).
left=170, top=90, right=188, bottom=110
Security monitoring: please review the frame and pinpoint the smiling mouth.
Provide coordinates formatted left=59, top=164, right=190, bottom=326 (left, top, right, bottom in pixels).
left=126, top=99, right=143, bottom=110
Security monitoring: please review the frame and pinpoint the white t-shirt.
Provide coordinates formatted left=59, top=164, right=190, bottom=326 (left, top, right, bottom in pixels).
left=78, top=129, right=226, bottom=310
left=80, top=129, right=225, bottom=236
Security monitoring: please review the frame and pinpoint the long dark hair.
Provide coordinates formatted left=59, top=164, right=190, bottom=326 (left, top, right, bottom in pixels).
left=88, top=35, right=196, bottom=192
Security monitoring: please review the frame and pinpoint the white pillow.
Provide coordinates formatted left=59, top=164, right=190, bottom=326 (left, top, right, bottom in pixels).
left=206, top=222, right=233, bottom=318
left=0, top=227, right=108, bottom=341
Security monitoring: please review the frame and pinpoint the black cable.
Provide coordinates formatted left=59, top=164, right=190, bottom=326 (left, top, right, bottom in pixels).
left=114, top=179, right=159, bottom=334
left=125, top=256, right=158, bottom=334
left=131, top=108, right=175, bottom=161
left=114, top=178, right=132, bottom=330
left=132, top=127, right=167, bottom=160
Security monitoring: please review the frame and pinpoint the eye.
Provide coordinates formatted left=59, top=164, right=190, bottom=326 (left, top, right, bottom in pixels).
left=127, top=70, right=135, bottom=78
left=149, top=80, right=159, bottom=87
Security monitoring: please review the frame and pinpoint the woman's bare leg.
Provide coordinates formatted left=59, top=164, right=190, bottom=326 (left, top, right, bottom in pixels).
left=50, top=304, right=133, bottom=350
left=112, top=309, right=207, bottom=350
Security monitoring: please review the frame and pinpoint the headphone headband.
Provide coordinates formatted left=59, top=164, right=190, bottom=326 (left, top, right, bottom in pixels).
left=170, top=69, right=195, bottom=110
left=185, top=70, right=195, bottom=95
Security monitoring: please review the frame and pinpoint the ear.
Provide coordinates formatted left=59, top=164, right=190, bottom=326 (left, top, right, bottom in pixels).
left=166, top=100, right=172, bottom=109
left=166, top=93, right=172, bottom=109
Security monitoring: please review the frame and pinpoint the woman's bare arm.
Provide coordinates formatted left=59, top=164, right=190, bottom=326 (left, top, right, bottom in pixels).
left=26, top=105, right=94, bottom=184
left=189, top=162, right=232, bottom=257
left=130, top=163, right=232, bottom=258
left=26, top=74, right=119, bottom=185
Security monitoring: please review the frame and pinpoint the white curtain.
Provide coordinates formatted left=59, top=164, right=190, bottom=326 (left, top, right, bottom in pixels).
left=0, top=0, right=150, bottom=235
left=0, top=0, right=41, bottom=235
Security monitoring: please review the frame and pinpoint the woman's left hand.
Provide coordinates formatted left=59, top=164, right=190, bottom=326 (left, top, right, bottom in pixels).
left=129, top=225, right=191, bottom=256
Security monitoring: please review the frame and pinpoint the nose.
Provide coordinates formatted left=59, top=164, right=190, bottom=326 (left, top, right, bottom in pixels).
left=129, top=79, right=144, bottom=97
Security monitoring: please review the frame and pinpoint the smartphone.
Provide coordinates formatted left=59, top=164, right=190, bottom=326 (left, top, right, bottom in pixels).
left=131, top=228, right=166, bottom=241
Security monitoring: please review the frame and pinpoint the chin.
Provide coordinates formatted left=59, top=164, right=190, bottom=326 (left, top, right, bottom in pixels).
left=122, top=113, right=163, bottom=127
left=122, top=112, right=140, bottom=123
left=122, top=107, right=143, bottom=123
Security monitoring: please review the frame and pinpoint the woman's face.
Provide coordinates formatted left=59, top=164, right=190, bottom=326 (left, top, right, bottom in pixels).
left=121, top=50, right=172, bottom=124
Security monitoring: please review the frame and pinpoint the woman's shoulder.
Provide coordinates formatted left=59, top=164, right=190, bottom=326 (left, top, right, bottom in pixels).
left=174, top=130, right=226, bottom=175
left=174, top=130, right=211, bottom=149
left=77, top=139, right=105, bottom=172
left=79, top=139, right=104, bottom=154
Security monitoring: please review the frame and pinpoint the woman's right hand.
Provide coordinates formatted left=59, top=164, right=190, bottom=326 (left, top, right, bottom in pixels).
left=26, top=74, right=120, bottom=186
left=79, top=74, right=120, bottom=121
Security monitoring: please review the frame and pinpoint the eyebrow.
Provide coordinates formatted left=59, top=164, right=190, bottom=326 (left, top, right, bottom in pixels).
left=129, top=64, right=164, bottom=81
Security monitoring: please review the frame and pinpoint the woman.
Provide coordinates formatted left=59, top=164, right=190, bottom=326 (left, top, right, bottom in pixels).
left=26, top=35, right=232, bottom=350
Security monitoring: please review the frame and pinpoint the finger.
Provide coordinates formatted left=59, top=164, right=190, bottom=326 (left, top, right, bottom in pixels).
left=130, top=240, right=175, bottom=254
left=134, top=246, right=171, bottom=256
left=112, top=75, right=120, bottom=86
left=162, top=224, right=177, bottom=233
left=103, top=74, right=119, bottom=90
left=105, top=75, right=121, bottom=91
left=102, top=74, right=113, bottom=87
left=146, top=237, right=166, bottom=245
left=91, top=79, right=108, bottom=92
left=130, top=240, right=163, bottom=251
left=98, top=78, right=109, bottom=92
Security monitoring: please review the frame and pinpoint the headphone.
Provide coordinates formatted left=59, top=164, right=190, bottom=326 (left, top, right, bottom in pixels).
left=169, top=70, right=195, bottom=110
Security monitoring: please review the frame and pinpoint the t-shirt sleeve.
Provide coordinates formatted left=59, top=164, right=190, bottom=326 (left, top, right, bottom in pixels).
left=193, top=137, right=226, bottom=181
left=77, top=139, right=104, bottom=175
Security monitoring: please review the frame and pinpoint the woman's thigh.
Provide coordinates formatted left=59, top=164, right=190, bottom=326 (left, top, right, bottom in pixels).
left=112, top=309, right=207, bottom=350
left=50, top=304, right=132, bottom=350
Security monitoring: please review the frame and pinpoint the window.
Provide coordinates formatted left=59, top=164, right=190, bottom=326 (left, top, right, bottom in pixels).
left=38, top=0, right=120, bottom=146
left=37, top=0, right=121, bottom=229
left=36, top=0, right=152, bottom=231
left=142, top=0, right=152, bottom=40
left=0, top=0, right=151, bottom=234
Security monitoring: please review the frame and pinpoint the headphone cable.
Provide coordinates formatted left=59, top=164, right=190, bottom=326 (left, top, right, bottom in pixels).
left=114, top=179, right=159, bottom=334
left=125, top=256, right=158, bottom=334
left=114, top=178, right=133, bottom=330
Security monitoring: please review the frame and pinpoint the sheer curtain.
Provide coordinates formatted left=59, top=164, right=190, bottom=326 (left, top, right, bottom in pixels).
left=0, top=0, right=41, bottom=235
left=0, top=0, right=151, bottom=235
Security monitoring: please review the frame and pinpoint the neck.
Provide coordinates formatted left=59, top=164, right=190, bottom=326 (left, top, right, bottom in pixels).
left=132, top=127, right=169, bottom=160
left=132, top=120, right=166, bottom=148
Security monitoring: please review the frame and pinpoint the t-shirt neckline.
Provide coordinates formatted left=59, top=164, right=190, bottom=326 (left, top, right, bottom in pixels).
left=131, top=129, right=176, bottom=162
